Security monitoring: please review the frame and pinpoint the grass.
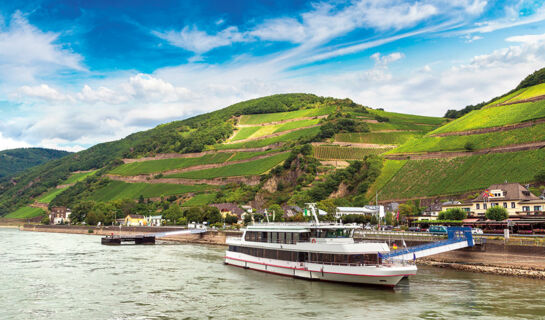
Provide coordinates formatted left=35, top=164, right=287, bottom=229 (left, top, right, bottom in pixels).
left=88, top=181, right=214, bottom=202
left=378, top=149, right=545, bottom=200
left=391, top=122, right=545, bottom=154
left=37, top=187, right=69, bottom=203
left=505, top=83, right=545, bottom=103
left=64, top=170, right=98, bottom=184
left=182, top=193, right=217, bottom=206
left=365, top=121, right=437, bottom=132
left=110, top=153, right=233, bottom=176
left=231, top=119, right=319, bottom=141
left=313, top=145, right=393, bottom=160
left=367, top=109, right=446, bottom=125
left=214, top=126, right=321, bottom=150
left=367, top=160, right=407, bottom=198
left=431, top=99, right=545, bottom=134
left=167, top=152, right=290, bottom=179
left=238, top=106, right=335, bottom=125
left=335, top=132, right=422, bottom=145
left=5, top=206, right=45, bottom=218
left=228, top=150, right=277, bottom=161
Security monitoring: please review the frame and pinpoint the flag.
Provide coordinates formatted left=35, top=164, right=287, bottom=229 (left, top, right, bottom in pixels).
left=303, top=208, right=308, bottom=216
left=392, top=243, right=398, bottom=250
left=402, top=239, right=407, bottom=248
left=396, top=209, right=399, bottom=221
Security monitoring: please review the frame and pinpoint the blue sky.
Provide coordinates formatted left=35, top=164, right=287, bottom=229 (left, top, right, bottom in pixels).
left=2, top=0, right=545, bottom=151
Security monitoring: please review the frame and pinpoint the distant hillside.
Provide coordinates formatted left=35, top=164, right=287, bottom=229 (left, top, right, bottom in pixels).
left=0, top=148, right=71, bottom=179
left=0, top=93, right=446, bottom=218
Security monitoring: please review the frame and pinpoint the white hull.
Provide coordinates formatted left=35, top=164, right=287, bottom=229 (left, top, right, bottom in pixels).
left=225, top=252, right=416, bottom=287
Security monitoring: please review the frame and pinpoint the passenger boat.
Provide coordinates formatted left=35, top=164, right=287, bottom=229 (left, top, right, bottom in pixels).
left=224, top=209, right=417, bottom=287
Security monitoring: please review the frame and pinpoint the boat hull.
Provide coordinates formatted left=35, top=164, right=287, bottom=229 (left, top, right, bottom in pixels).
left=225, top=253, right=416, bottom=287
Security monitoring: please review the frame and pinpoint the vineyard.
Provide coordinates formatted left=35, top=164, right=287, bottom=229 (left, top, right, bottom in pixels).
left=238, top=106, right=335, bottom=125
left=88, top=181, right=214, bottom=202
left=231, top=118, right=320, bottom=141
left=5, top=206, right=45, bottom=218
left=313, top=145, right=392, bottom=160
left=335, top=131, right=421, bottom=145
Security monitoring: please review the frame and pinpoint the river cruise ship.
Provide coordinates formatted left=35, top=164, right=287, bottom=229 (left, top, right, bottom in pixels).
left=225, top=221, right=417, bottom=287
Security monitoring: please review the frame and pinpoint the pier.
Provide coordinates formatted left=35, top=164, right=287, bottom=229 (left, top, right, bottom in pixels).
left=100, top=228, right=208, bottom=245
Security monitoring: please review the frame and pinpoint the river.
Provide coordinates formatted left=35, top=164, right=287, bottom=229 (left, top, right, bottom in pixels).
left=1, top=228, right=544, bottom=320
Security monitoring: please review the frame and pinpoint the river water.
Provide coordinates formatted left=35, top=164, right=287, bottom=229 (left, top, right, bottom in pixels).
left=1, top=228, right=544, bottom=320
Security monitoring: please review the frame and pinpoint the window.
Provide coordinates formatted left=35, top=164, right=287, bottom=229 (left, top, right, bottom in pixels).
left=511, top=202, right=516, bottom=208
left=503, top=202, right=507, bottom=208
left=476, top=204, right=480, bottom=210
left=522, top=206, right=530, bottom=212
left=534, top=206, right=542, bottom=212
left=483, top=203, right=487, bottom=209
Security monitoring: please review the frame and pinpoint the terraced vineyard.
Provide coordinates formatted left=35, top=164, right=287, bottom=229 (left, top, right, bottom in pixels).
left=366, top=159, right=407, bottom=198
left=231, top=119, right=320, bottom=141
left=313, top=145, right=392, bottom=160
left=335, top=132, right=420, bottom=145
left=37, top=187, right=70, bottom=204
left=392, top=122, right=545, bottom=154
left=182, top=193, right=217, bottom=207
left=214, top=126, right=321, bottom=150
left=5, top=206, right=45, bottom=218
left=166, top=152, right=290, bottom=179
left=431, top=99, right=545, bottom=134
left=378, top=148, right=545, bottom=199
left=88, top=181, right=214, bottom=202
left=500, top=82, right=545, bottom=104
left=238, top=106, right=335, bottom=125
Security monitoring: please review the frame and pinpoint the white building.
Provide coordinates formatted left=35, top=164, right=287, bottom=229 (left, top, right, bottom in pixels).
left=146, top=215, right=163, bottom=226
left=335, top=206, right=385, bottom=219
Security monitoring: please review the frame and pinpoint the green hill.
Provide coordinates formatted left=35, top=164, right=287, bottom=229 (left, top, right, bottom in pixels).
left=0, top=148, right=71, bottom=179
left=0, top=93, right=447, bottom=218
left=373, top=70, right=545, bottom=201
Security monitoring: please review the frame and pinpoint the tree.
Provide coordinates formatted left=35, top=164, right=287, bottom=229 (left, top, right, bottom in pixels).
left=202, top=206, right=222, bottom=224
left=464, top=142, right=475, bottom=151
left=398, top=203, right=415, bottom=217
left=163, top=203, right=184, bottom=224
left=71, top=200, right=95, bottom=224
left=486, top=206, right=508, bottom=221
left=439, top=208, right=467, bottom=220
left=41, top=216, right=50, bottom=225
left=385, top=212, right=394, bottom=225
left=268, top=204, right=284, bottom=222
left=185, top=207, right=203, bottom=224
left=225, top=214, right=238, bottom=225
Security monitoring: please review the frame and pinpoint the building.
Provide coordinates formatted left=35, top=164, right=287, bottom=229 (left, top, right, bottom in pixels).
left=124, top=214, right=147, bottom=226
left=146, top=215, right=162, bottom=226
left=49, top=207, right=71, bottom=224
left=384, top=202, right=399, bottom=213
left=282, top=205, right=303, bottom=218
left=419, top=204, right=442, bottom=220
left=443, top=183, right=545, bottom=217
left=209, top=203, right=245, bottom=219
left=335, top=206, right=385, bottom=219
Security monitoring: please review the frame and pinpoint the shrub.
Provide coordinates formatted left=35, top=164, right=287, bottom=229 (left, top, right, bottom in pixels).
left=486, top=206, right=508, bottom=221
left=41, top=216, right=50, bottom=225
left=535, top=170, right=545, bottom=183
left=464, top=142, right=475, bottom=151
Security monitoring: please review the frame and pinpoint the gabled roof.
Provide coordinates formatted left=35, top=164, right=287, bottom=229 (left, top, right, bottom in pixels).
left=209, top=203, right=245, bottom=215
left=472, top=183, right=539, bottom=202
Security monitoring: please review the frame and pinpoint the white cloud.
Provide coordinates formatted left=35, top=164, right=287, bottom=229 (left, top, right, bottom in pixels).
left=153, top=25, right=247, bottom=54
left=0, top=132, right=31, bottom=151
left=76, top=85, right=126, bottom=104
left=123, top=74, right=193, bottom=102
left=370, top=52, right=404, bottom=66
left=18, top=84, right=72, bottom=102
left=506, top=33, right=545, bottom=44
left=0, top=11, right=84, bottom=84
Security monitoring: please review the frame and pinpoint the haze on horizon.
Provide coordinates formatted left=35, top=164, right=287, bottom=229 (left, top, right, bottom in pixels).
left=1, top=0, right=545, bottom=152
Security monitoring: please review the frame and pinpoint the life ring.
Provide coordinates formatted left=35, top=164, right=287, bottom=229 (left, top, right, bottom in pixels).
left=311, top=239, right=316, bottom=244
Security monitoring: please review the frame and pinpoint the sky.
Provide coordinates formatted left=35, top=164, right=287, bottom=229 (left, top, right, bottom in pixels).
left=2, top=0, right=545, bottom=152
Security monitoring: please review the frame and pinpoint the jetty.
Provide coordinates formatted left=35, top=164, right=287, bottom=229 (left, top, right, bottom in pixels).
left=101, top=228, right=207, bottom=245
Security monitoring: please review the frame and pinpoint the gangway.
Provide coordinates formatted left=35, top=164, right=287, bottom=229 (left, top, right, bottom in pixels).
left=101, top=228, right=207, bottom=245
left=380, top=227, right=474, bottom=261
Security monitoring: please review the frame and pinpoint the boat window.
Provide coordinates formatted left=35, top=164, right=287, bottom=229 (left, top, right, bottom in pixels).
left=286, top=232, right=292, bottom=244
left=271, top=232, right=278, bottom=243
left=299, top=232, right=310, bottom=242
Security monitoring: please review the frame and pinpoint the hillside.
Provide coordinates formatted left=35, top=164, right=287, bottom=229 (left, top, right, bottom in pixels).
left=0, top=93, right=446, bottom=218
left=0, top=148, right=71, bottom=179
left=372, top=67, right=545, bottom=201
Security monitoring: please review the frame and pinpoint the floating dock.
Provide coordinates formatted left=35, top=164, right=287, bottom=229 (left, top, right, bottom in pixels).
left=101, top=234, right=156, bottom=245
left=101, top=228, right=207, bottom=245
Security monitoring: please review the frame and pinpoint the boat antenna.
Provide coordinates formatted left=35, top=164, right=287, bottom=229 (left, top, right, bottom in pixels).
left=305, top=203, right=320, bottom=225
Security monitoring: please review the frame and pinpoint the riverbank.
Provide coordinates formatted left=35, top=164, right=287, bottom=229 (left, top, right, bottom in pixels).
left=17, top=224, right=545, bottom=280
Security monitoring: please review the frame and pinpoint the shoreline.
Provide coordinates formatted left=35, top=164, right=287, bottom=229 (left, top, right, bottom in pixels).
left=11, top=224, right=545, bottom=280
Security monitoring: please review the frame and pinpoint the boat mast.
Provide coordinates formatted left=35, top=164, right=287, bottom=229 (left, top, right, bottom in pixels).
left=305, top=203, right=320, bottom=225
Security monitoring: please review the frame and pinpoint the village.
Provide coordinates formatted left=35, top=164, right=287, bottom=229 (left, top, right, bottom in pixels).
left=44, top=182, right=545, bottom=236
